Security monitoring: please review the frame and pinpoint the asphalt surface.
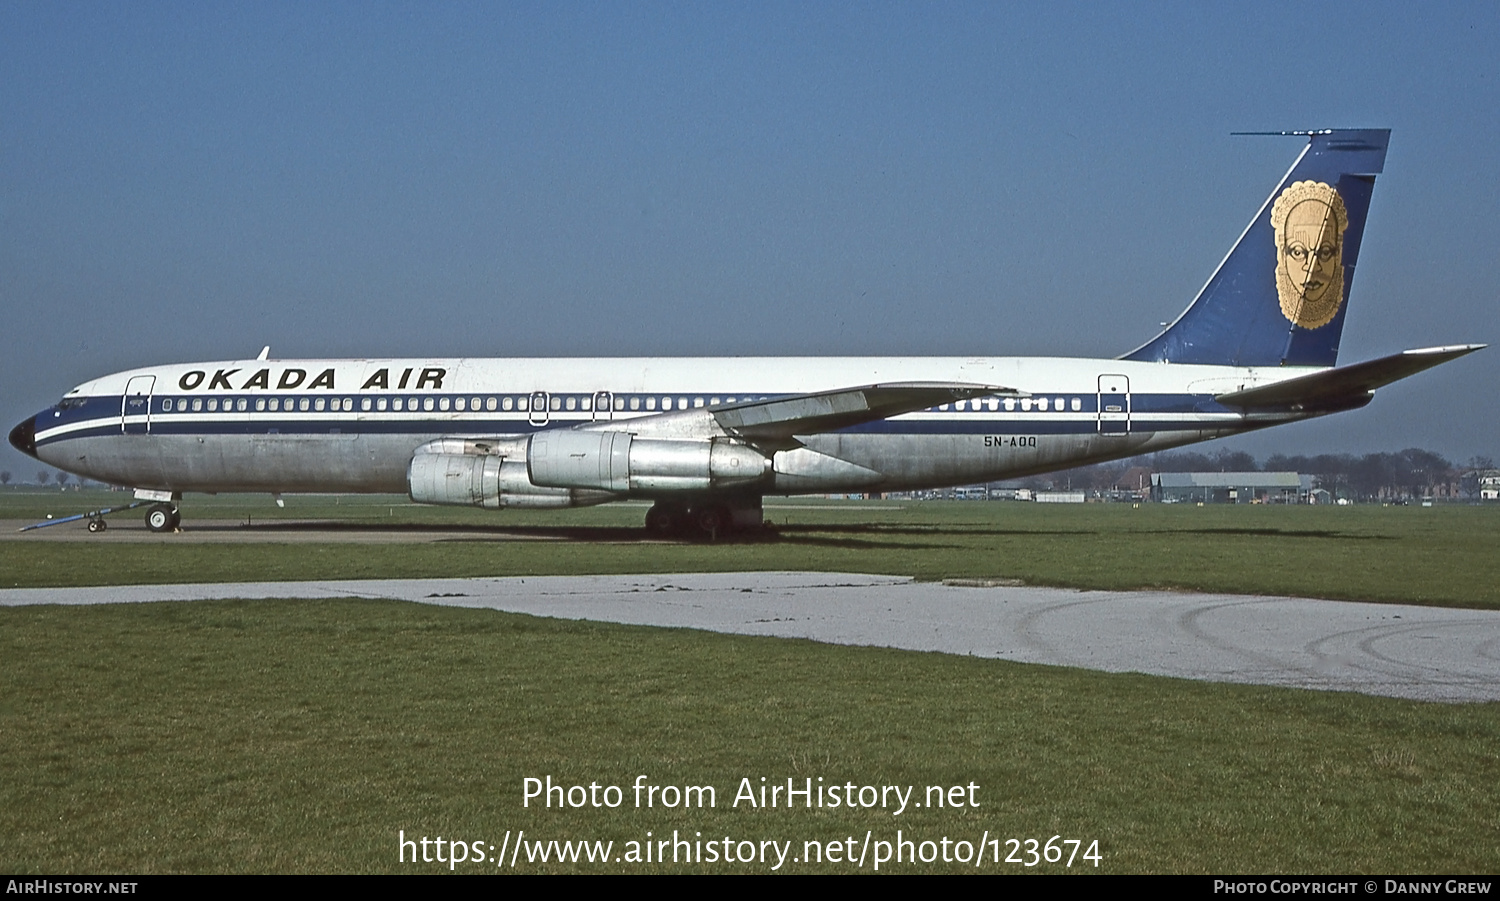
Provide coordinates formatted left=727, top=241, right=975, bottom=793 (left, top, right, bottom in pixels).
left=4, top=572, right=1496, bottom=704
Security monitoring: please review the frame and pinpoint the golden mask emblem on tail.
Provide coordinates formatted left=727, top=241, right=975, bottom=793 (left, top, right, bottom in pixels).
left=1272, top=180, right=1348, bottom=329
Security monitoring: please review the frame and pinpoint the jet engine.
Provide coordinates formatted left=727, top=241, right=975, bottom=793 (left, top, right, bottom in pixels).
left=406, top=437, right=614, bottom=508
left=528, top=431, right=771, bottom=493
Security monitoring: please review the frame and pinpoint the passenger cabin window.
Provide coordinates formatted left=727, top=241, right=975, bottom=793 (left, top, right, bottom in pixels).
left=314, top=398, right=326, bottom=411
left=454, top=397, right=465, bottom=411
left=300, top=398, right=311, bottom=412
left=630, top=397, right=640, bottom=411
left=1071, top=398, right=1081, bottom=412
left=439, top=397, right=450, bottom=411
left=550, top=396, right=562, bottom=411
left=565, top=397, right=576, bottom=411
left=502, top=397, right=513, bottom=411
left=486, top=397, right=497, bottom=411
left=423, top=398, right=434, bottom=412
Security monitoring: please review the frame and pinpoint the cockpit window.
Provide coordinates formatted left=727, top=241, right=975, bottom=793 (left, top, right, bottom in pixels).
left=57, top=398, right=86, bottom=410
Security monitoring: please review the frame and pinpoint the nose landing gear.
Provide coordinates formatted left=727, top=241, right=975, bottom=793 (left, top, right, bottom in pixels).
left=145, top=503, right=181, bottom=533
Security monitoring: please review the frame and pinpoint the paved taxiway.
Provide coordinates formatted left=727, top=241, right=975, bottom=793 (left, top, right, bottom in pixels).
left=4, top=572, right=1496, bottom=704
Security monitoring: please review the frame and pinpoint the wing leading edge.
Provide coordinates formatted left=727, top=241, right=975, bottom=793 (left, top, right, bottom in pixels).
left=708, top=381, right=1020, bottom=445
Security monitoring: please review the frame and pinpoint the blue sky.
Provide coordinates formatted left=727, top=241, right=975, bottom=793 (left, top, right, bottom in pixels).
left=3, top=1, right=1497, bottom=477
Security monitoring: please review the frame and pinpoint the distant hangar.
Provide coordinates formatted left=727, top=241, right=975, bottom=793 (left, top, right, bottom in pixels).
left=1151, top=472, right=1311, bottom=504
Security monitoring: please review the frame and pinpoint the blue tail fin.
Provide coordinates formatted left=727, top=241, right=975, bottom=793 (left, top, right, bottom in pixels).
left=1123, top=129, right=1389, bottom=367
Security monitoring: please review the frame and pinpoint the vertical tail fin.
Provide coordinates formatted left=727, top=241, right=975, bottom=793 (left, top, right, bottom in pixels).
left=1123, top=129, right=1389, bottom=367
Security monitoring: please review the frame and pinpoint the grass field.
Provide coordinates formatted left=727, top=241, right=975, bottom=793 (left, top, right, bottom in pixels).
left=4, top=489, right=1499, bottom=609
left=2, top=490, right=1498, bottom=873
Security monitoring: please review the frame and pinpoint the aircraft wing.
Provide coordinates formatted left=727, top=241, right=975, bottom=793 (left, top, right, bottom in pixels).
left=432, top=382, right=1020, bottom=452
left=1215, top=344, right=1485, bottom=410
left=708, top=381, right=1021, bottom=443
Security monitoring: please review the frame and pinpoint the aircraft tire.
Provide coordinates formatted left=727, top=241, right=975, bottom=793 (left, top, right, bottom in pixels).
left=645, top=502, right=687, bottom=536
left=87, top=518, right=106, bottom=533
left=146, top=504, right=175, bottom=533
left=692, top=503, right=732, bottom=541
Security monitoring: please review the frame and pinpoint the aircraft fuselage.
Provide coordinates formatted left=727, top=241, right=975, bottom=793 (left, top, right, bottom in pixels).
left=19, top=354, right=1308, bottom=497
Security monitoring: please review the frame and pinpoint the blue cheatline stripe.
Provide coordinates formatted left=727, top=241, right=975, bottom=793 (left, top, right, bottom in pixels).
left=34, top=390, right=1258, bottom=448
left=36, top=413, right=1242, bottom=448
left=49, top=390, right=1242, bottom=423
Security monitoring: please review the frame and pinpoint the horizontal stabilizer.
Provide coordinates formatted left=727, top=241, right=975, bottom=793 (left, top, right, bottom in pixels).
left=1215, top=344, right=1484, bottom=409
left=713, top=382, right=1018, bottom=441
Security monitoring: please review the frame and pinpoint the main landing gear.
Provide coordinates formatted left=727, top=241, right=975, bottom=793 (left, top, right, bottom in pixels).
left=644, top=499, right=765, bottom=541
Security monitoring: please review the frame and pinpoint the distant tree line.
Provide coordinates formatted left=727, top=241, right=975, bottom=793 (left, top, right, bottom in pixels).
left=1027, top=448, right=1497, bottom=502
left=2, top=470, right=92, bottom=488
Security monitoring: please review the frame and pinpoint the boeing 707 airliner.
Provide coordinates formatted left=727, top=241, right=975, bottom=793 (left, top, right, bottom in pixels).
left=9, top=129, right=1483, bottom=536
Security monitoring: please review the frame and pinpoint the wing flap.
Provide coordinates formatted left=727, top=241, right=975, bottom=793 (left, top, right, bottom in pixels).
left=1215, top=344, right=1484, bottom=409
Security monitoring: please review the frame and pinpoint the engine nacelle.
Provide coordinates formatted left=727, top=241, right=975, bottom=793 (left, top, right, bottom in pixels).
left=407, top=450, right=614, bottom=509
left=528, top=431, right=771, bottom=493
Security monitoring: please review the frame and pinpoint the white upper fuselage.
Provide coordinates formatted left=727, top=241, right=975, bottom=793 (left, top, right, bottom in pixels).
left=55, top=355, right=1291, bottom=399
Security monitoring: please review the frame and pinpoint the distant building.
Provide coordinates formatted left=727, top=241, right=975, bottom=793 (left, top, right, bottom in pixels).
left=1480, top=470, right=1500, bottom=501
left=1035, top=491, right=1086, bottom=504
left=1151, top=472, right=1306, bottom=504
left=1116, top=466, right=1155, bottom=497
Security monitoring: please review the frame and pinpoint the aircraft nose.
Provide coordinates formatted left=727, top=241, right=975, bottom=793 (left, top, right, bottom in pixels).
left=8, top=415, right=37, bottom=459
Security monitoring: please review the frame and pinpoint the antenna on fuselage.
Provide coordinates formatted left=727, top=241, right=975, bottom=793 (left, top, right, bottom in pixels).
left=257, top=346, right=270, bottom=361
